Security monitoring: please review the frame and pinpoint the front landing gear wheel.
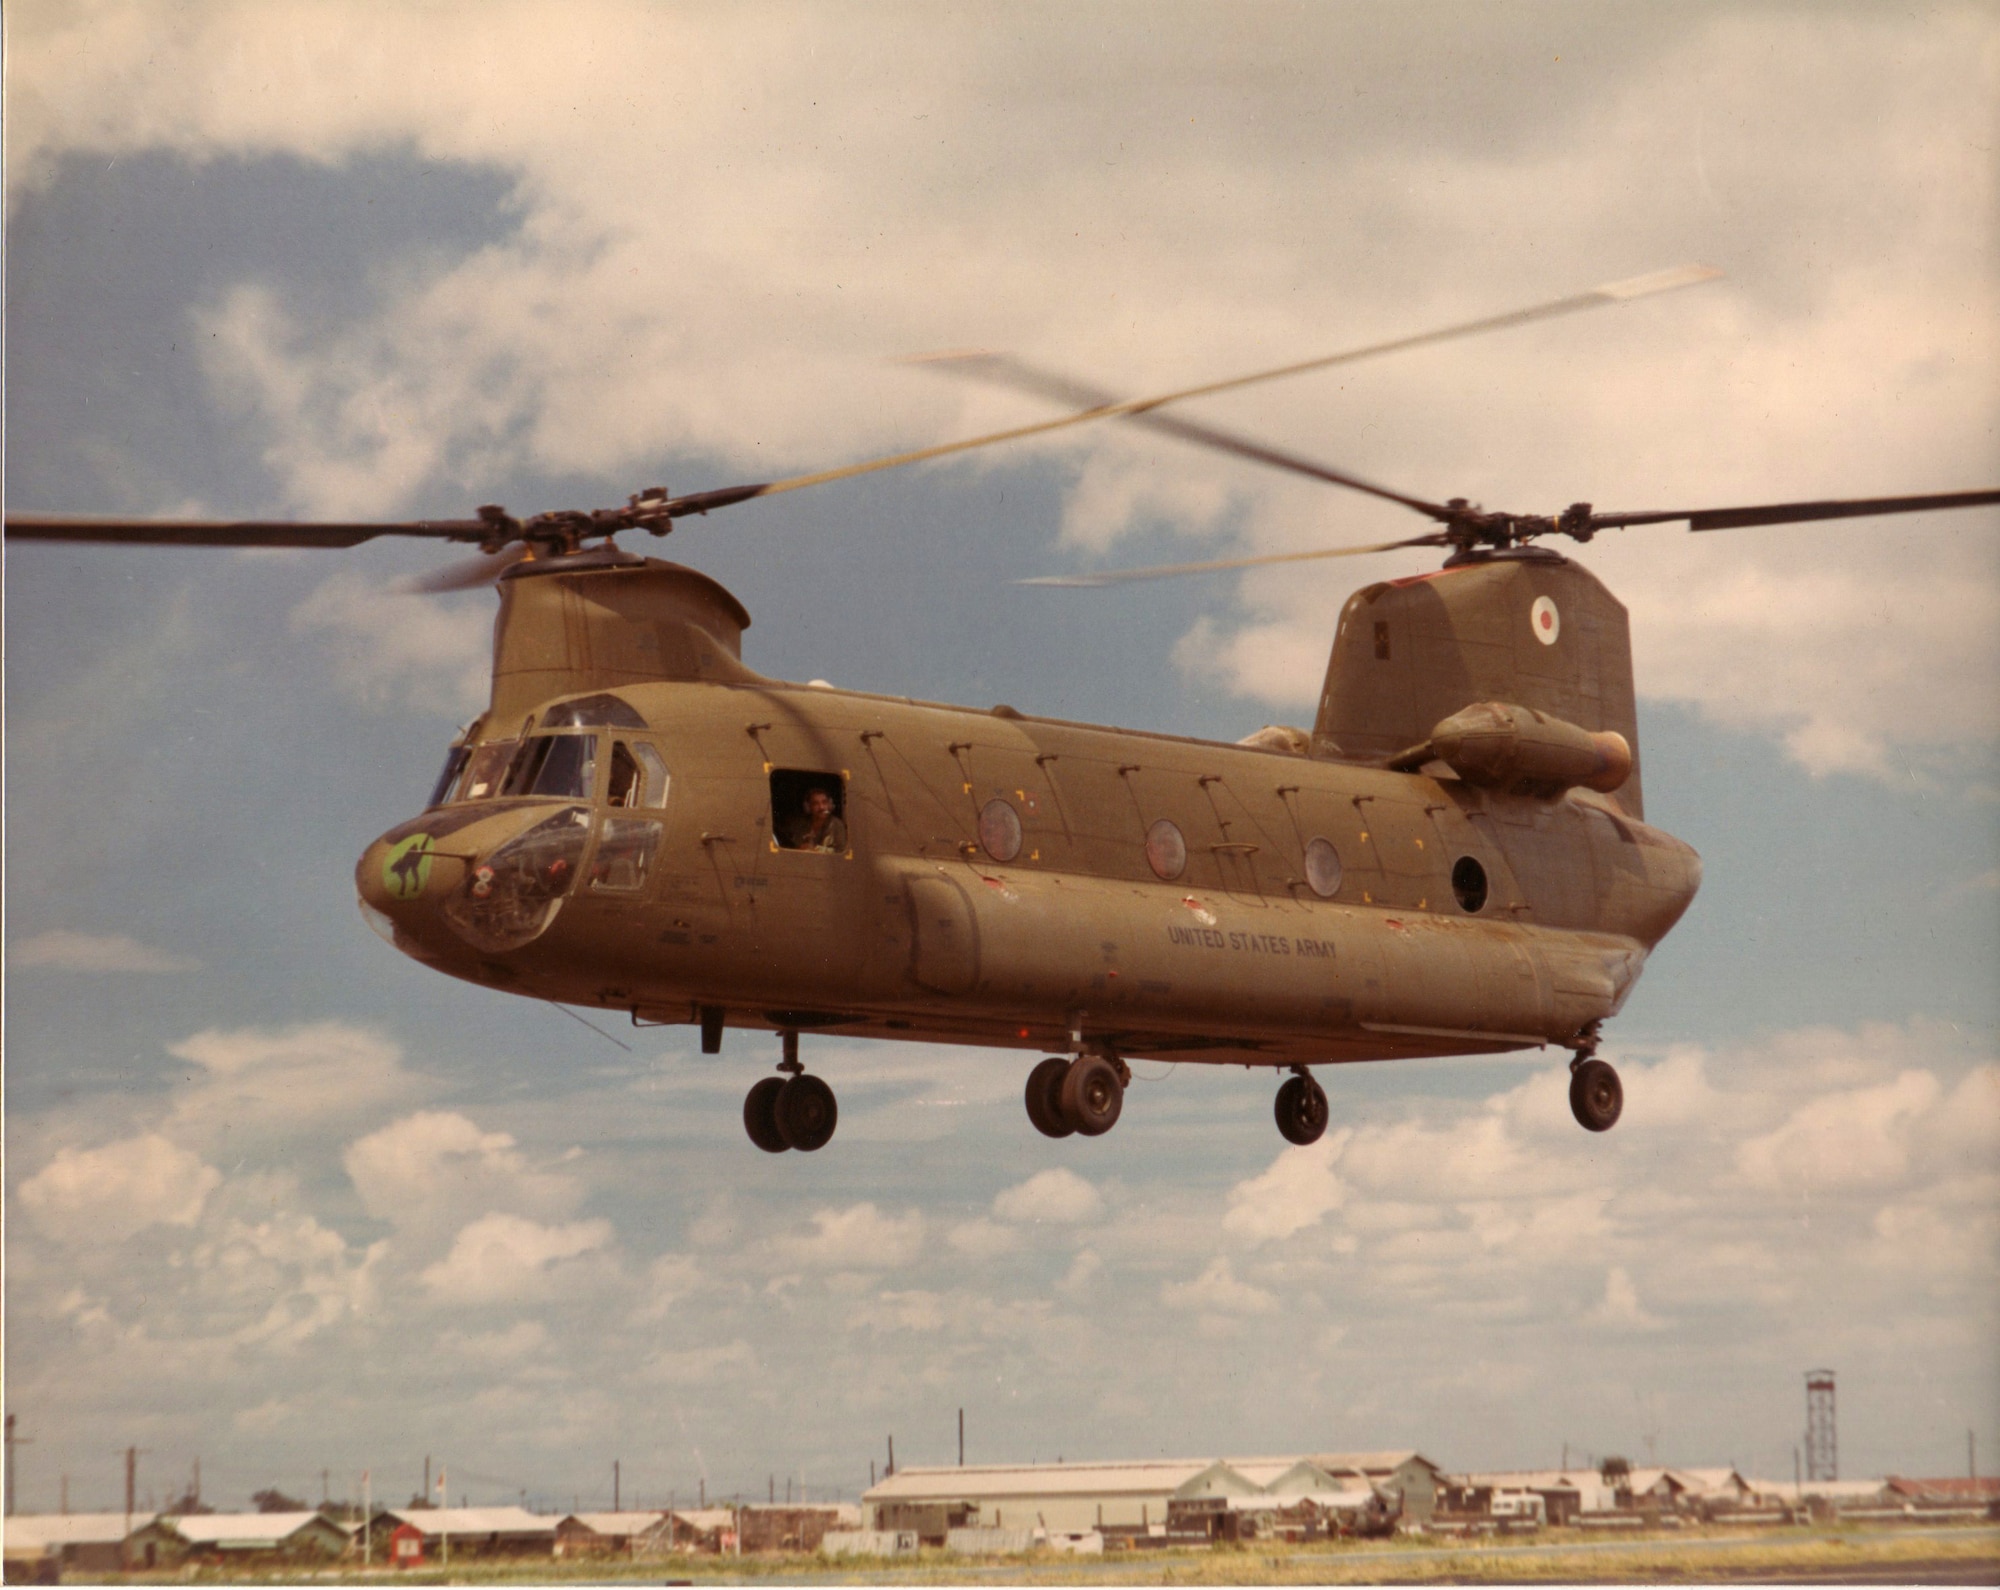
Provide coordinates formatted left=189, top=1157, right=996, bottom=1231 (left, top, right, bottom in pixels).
left=1025, top=1057, right=1075, bottom=1139
left=1060, top=1055, right=1124, bottom=1137
left=776, top=1073, right=838, bottom=1151
left=1569, top=1058, right=1623, bottom=1133
left=744, top=1076, right=789, bottom=1153
left=1275, top=1073, right=1329, bottom=1145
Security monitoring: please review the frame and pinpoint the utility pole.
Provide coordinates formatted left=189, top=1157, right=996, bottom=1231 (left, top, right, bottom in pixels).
left=887, top=1436, right=895, bottom=1477
left=614, top=1459, right=621, bottom=1512
left=959, top=1408, right=965, bottom=1467
left=4, top=1415, right=28, bottom=1516
left=125, top=1447, right=138, bottom=1536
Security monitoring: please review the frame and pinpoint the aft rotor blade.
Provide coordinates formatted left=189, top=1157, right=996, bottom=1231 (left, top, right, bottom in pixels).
left=918, top=262, right=1724, bottom=424
left=1589, top=488, right=2000, bottom=534
left=4, top=513, right=490, bottom=548
left=664, top=266, right=1724, bottom=523
left=1020, top=532, right=1448, bottom=587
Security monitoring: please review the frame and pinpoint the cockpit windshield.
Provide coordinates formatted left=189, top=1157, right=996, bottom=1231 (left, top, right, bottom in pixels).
left=437, top=733, right=597, bottom=804
left=501, top=734, right=596, bottom=800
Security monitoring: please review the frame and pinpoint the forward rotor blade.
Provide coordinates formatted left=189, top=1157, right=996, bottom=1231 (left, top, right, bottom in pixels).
left=1589, top=488, right=2000, bottom=534
left=4, top=513, right=492, bottom=548
left=1019, top=533, right=1448, bottom=588
left=919, top=351, right=1458, bottom=521
left=398, top=544, right=534, bottom=593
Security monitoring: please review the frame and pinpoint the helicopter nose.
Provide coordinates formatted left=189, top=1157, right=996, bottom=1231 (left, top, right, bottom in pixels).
left=357, top=825, right=454, bottom=960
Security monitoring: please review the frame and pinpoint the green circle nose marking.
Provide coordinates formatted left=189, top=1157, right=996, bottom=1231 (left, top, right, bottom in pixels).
left=384, top=834, right=435, bottom=901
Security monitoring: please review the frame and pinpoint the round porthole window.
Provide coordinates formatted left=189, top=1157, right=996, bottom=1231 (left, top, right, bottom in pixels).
left=979, top=798, right=1023, bottom=863
left=1303, top=837, right=1343, bottom=898
left=1451, top=855, right=1489, bottom=913
left=1145, top=818, right=1187, bottom=881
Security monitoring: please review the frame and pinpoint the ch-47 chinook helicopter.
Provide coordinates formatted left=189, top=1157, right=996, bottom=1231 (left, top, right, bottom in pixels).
left=13, top=265, right=1997, bottom=1158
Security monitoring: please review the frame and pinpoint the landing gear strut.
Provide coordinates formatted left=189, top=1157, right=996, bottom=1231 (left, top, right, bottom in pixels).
left=743, top=1030, right=839, bottom=1153
left=1024, top=1053, right=1127, bottom=1138
left=1274, top=1068, right=1329, bottom=1145
left=1566, top=1022, right=1622, bottom=1133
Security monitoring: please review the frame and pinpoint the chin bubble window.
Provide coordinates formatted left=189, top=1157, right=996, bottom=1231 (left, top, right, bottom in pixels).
left=592, top=816, right=665, bottom=892
left=770, top=769, right=849, bottom=853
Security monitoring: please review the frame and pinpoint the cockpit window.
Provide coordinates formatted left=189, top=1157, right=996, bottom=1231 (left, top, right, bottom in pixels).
left=537, top=692, right=648, bottom=730
left=502, top=733, right=597, bottom=800
left=428, top=746, right=471, bottom=808
left=455, top=739, right=520, bottom=802
left=607, top=741, right=670, bottom=809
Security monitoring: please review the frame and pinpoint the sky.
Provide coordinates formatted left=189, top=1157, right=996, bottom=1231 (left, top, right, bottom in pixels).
left=5, top=0, right=1998, bottom=1518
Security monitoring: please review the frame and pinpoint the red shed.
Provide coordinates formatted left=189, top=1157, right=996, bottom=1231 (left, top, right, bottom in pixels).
left=390, top=1521, right=426, bottom=1568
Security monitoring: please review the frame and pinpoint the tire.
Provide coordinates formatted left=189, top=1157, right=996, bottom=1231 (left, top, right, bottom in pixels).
left=776, top=1073, right=838, bottom=1152
left=1025, top=1057, right=1075, bottom=1138
left=1059, top=1055, right=1124, bottom=1137
left=1275, top=1073, right=1329, bottom=1145
left=1569, top=1058, right=1623, bottom=1133
left=744, top=1076, right=790, bottom=1153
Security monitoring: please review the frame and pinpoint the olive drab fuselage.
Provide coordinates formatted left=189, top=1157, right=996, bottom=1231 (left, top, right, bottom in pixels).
left=355, top=551, right=1702, bottom=1072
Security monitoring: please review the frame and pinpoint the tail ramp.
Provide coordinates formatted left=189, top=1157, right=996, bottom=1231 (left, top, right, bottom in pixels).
left=1312, top=553, right=1643, bottom=818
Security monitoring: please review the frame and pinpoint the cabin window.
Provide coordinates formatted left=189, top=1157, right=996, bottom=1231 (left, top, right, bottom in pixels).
left=592, top=816, right=664, bottom=892
left=770, top=769, right=848, bottom=853
left=1451, top=855, right=1489, bottom=913
left=1145, top=818, right=1187, bottom=881
left=428, top=745, right=470, bottom=808
left=1304, top=836, right=1344, bottom=898
left=454, top=739, right=520, bottom=802
left=978, top=798, right=1023, bottom=863
left=607, top=741, right=670, bottom=809
left=502, top=733, right=596, bottom=800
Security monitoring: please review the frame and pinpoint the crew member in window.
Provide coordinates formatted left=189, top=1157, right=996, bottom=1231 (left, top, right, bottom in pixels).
left=787, top=785, right=847, bottom=852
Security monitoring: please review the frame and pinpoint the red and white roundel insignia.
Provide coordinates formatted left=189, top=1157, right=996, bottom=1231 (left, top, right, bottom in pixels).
left=1530, top=595, right=1560, bottom=646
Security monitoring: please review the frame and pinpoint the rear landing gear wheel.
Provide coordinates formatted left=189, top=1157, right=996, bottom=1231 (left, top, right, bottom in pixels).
left=1275, top=1072, right=1329, bottom=1145
left=1025, top=1057, right=1075, bottom=1139
left=776, top=1073, right=838, bottom=1152
left=1060, top=1054, right=1124, bottom=1137
left=744, top=1076, right=789, bottom=1153
left=1569, top=1057, right=1622, bottom=1133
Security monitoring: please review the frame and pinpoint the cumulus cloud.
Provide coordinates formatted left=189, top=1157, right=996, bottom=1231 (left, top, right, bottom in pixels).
left=9, top=930, right=199, bottom=973
left=1735, top=1070, right=1942, bottom=1192
left=1162, top=1256, right=1279, bottom=1316
left=343, top=1110, right=584, bottom=1244
left=992, top=1168, right=1104, bottom=1225
left=1223, top=1131, right=1351, bottom=1245
left=10, top=3, right=1991, bottom=775
left=167, top=1022, right=420, bottom=1152
left=771, top=1203, right=926, bottom=1270
left=419, top=1212, right=615, bottom=1304
left=287, top=570, right=490, bottom=715
left=17, top=1133, right=221, bottom=1242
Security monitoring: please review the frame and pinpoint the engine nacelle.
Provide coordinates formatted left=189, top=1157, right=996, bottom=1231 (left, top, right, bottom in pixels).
left=1425, top=701, right=1633, bottom=797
